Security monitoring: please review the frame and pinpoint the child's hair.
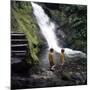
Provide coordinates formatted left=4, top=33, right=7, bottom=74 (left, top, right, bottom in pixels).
left=50, top=48, right=54, bottom=52
left=61, top=48, right=64, bottom=53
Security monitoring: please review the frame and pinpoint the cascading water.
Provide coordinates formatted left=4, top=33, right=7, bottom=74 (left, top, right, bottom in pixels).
left=31, top=2, right=86, bottom=58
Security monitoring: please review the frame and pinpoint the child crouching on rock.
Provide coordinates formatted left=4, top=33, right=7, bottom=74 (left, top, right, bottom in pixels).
left=48, top=48, right=55, bottom=71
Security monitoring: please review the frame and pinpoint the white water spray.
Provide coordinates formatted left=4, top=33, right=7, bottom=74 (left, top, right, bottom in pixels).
left=31, top=2, right=86, bottom=58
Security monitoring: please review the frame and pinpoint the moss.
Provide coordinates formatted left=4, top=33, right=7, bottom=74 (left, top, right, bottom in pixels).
left=11, top=1, right=40, bottom=64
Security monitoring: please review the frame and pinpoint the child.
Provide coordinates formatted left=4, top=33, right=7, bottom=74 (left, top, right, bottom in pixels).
left=60, top=48, right=65, bottom=65
left=48, top=48, right=55, bottom=70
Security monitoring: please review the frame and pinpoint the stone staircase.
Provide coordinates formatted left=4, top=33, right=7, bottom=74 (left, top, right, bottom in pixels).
left=11, top=32, right=28, bottom=64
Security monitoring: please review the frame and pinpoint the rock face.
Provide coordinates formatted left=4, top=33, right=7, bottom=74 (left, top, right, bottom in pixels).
left=11, top=56, right=87, bottom=89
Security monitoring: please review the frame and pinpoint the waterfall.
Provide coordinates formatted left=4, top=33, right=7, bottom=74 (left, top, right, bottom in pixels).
left=31, top=2, right=86, bottom=58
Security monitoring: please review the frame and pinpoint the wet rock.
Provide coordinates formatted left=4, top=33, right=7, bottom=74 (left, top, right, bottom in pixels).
left=61, top=71, right=72, bottom=81
left=71, top=72, right=84, bottom=84
left=11, top=62, right=32, bottom=76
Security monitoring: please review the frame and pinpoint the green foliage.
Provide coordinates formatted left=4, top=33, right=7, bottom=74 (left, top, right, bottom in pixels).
left=11, top=1, right=40, bottom=64
left=49, top=4, right=87, bottom=52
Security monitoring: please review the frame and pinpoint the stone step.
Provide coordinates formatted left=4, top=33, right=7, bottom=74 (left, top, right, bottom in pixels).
left=11, top=44, right=28, bottom=51
left=11, top=44, right=27, bottom=47
left=12, top=52, right=26, bottom=56
left=11, top=39, right=28, bottom=44
left=11, top=49, right=27, bottom=56
left=11, top=50, right=27, bottom=53
left=11, top=58, right=22, bottom=64
left=11, top=33, right=25, bottom=36
left=11, top=39, right=27, bottom=41
left=11, top=32, right=24, bottom=34
left=11, top=34, right=26, bottom=39
left=11, top=55, right=26, bottom=59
